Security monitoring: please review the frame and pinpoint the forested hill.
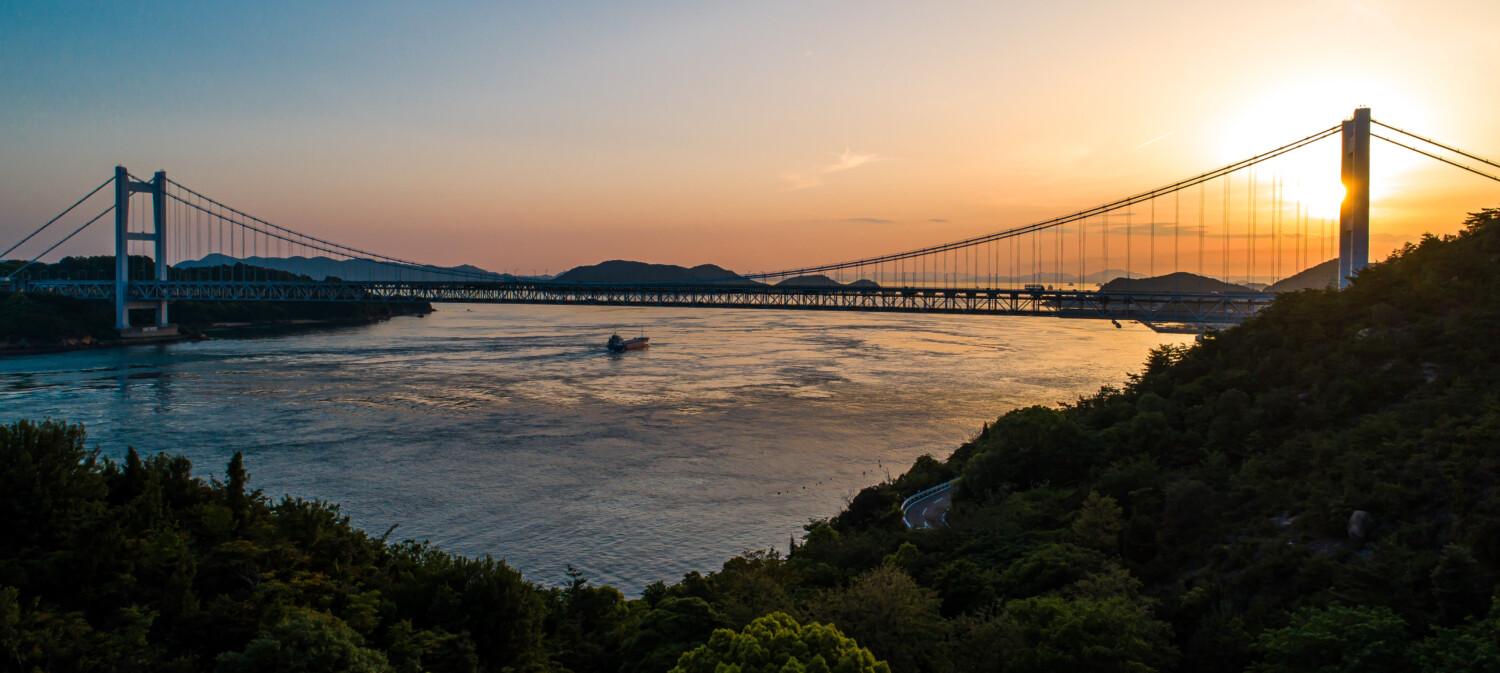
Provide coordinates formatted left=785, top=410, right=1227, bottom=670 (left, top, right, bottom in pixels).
left=795, top=206, right=1500, bottom=671
left=5, top=208, right=1500, bottom=672
left=1098, top=271, right=1252, bottom=293
left=553, top=260, right=762, bottom=285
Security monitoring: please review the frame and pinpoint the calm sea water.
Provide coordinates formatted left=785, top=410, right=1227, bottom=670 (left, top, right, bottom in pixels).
left=0, top=305, right=1190, bottom=592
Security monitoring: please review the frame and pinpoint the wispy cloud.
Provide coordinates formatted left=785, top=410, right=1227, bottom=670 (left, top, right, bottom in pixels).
left=1133, top=131, right=1174, bottom=150
left=928, top=218, right=948, bottom=223
left=844, top=217, right=895, bottom=225
left=822, top=148, right=880, bottom=174
left=782, top=148, right=885, bottom=189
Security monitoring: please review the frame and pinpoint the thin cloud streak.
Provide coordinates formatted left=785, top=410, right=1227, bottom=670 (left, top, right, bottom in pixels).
left=782, top=148, right=885, bottom=189
left=821, top=148, right=881, bottom=174
left=1134, top=131, right=1175, bottom=150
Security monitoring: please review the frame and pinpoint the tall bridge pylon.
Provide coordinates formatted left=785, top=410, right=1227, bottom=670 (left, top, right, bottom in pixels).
left=113, top=166, right=169, bottom=330
left=1339, top=107, right=1371, bottom=289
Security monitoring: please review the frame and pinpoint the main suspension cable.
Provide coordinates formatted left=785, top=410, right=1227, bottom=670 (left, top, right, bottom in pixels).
left=1372, top=134, right=1500, bottom=184
left=1373, top=120, right=1500, bottom=171
left=5, top=205, right=116, bottom=278
left=162, top=190, right=504, bottom=281
left=163, top=180, right=505, bottom=281
left=744, top=125, right=1340, bottom=282
left=0, top=176, right=114, bottom=260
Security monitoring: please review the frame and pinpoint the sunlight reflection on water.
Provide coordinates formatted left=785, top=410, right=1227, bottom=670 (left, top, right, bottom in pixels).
left=0, top=304, right=1191, bottom=592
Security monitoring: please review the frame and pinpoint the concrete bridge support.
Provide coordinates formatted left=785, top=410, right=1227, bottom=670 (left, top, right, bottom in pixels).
left=114, top=165, right=172, bottom=332
left=1338, top=107, right=1371, bottom=289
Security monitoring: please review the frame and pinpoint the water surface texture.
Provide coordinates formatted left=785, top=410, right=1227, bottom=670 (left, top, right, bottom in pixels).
left=1, top=305, right=1191, bottom=591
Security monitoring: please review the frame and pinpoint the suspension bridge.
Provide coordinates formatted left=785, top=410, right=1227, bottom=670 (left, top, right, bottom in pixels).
left=3, top=108, right=1497, bottom=335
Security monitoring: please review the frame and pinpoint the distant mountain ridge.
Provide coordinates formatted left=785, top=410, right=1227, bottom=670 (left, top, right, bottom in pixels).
left=1099, top=272, right=1254, bottom=294
left=553, top=260, right=763, bottom=285
left=1266, top=258, right=1339, bottom=292
left=775, top=274, right=880, bottom=288
left=175, top=254, right=523, bottom=281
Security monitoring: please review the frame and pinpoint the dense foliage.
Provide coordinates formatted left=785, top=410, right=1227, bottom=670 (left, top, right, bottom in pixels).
left=669, top=612, right=889, bottom=673
left=0, top=420, right=550, bottom=672
left=5, top=207, right=1499, bottom=671
left=759, top=206, right=1500, bottom=671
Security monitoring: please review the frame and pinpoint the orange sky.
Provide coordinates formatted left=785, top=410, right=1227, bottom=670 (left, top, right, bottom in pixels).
left=2, top=0, right=1497, bottom=276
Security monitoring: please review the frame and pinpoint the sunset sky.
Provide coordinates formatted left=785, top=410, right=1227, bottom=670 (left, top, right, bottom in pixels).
left=3, top=0, right=1498, bottom=276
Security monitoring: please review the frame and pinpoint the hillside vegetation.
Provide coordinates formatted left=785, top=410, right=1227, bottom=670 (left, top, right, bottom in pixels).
left=775, top=206, right=1500, bottom=671
left=4, top=207, right=1499, bottom=672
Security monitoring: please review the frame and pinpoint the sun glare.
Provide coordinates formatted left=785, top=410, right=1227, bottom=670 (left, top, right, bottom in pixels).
left=1207, top=75, right=1442, bottom=225
left=1294, top=180, right=1347, bottom=220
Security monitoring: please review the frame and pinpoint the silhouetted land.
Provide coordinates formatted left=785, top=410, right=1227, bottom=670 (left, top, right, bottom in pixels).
left=774, top=274, right=880, bottom=288
left=0, top=256, right=432, bottom=353
left=554, top=260, right=761, bottom=285
left=1266, top=258, right=1339, bottom=292
left=1098, top=271, right=1254, bottom=294
left=175, top=254, right=511, bottom=282
left=5, top=208, right=1500, bottom=671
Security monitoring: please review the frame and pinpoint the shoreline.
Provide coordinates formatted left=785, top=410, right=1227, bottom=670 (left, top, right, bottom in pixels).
left=0, top=311, right=431, bottom=356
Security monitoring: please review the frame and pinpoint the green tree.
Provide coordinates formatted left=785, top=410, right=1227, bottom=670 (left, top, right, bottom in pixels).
left=803, top=565, right=946, bottom=673
left=932, top=559, right=995, bottom=617
left=1253, top=604, right=1410, bottom=673
left=670, top=612, right=890, bottom=673
left=960, top=406, right=1097, bottom=498
left=618, top=597, right=730, bottom=673
left=386, top=620, right=479, bottom=673
left=1071, top=492, right=1123, bottom=552
left=544, top=567, right=630, bottom=673
left=0, top=419, right=106, bottom=556
left=999, top=595, right=1177, bottom=673
left=1412, top=599, right=1500, bottom=673
left=708, top=550, right=799, bottom=628
left=215, top=607, right=392, bottom=673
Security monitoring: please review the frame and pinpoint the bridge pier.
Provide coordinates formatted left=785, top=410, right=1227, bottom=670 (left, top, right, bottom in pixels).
left=114, top=165, right=172, bottom=331
left=1338, top=107, right=1371, bottom=289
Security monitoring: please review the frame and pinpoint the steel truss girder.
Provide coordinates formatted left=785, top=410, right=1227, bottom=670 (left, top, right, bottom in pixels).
left=24, top=280, right=1275, bottom=323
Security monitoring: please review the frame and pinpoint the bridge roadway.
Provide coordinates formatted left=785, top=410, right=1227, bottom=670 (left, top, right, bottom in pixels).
left=24, top=279, right=1275, bottom=323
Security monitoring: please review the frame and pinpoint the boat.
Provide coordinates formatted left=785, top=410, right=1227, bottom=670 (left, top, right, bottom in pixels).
left=607, top=333, right=649, bottom=352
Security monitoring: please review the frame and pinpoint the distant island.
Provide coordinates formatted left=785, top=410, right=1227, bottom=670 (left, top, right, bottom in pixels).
left=553, top=260, right=761, bottom=285
left=553, top=261, right=888, bottom=288
left=774, top=274, right=880, bottom=288
left=1098, top=271, right=1254, bottom=294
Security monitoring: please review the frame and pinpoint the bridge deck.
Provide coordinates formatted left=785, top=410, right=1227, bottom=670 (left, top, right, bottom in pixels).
left=21, top=280, right=1275, bottom=323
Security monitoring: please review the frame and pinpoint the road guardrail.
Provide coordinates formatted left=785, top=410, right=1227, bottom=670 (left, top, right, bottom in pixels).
left=901, top=478, right=959, bottom=528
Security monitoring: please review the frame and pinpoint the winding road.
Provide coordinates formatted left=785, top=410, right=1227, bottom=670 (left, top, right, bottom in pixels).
left=902, top=482, right=957, bottom=529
